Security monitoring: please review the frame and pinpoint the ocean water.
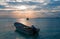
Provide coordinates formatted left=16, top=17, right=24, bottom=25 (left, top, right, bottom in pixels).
left=0, top=18, right=60, bottom=39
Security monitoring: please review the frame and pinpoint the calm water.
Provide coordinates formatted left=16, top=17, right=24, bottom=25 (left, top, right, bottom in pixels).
left=0, top=18, right=60, bottom=39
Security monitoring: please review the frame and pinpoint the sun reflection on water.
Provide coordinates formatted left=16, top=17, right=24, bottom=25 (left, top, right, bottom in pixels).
left=16, top=19, right=32, bottom=27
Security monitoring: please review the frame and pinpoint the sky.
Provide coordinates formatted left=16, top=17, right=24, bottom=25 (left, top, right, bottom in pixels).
left=0, top=0, right=60, bottom=18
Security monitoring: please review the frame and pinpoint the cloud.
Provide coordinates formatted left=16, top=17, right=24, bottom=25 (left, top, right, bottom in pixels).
left=53, top=6, right=60, bottom=10
left=0, top=0, right=60, bottom=18
left=7, top=1, right=40, bottom=6
left=33, top=0, right=60, bottom=10
left=0, top=0, right=60, bottom=10
left=54, top=0, right=60, bottom=1
left=0, top=5, right=5, bottom=9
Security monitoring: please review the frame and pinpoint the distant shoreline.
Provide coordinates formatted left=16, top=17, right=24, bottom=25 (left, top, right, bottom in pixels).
left=0, top=17, right=60, bottom=19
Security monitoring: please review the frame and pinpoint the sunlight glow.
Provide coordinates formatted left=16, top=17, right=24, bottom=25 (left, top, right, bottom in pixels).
left=40, top=0, right=45, bottom=3
left=16, top=5, right=27, bottom=10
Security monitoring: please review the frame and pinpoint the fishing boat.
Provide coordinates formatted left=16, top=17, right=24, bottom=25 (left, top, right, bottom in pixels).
left=14, top=22, right=40, bottom=35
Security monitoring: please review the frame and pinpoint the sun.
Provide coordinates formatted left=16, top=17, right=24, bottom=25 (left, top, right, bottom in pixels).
left=16, top=5, right=27, bottom=10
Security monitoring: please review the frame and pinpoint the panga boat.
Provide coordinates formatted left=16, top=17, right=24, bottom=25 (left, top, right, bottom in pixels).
left=14, top=22, right=40, bottom=35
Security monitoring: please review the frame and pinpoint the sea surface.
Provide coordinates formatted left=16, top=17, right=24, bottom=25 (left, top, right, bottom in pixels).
left=0, top=18, right=60, bottom=39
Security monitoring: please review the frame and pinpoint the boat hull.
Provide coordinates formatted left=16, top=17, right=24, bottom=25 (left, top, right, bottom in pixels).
left=14, top=22, right=40, bottom=35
